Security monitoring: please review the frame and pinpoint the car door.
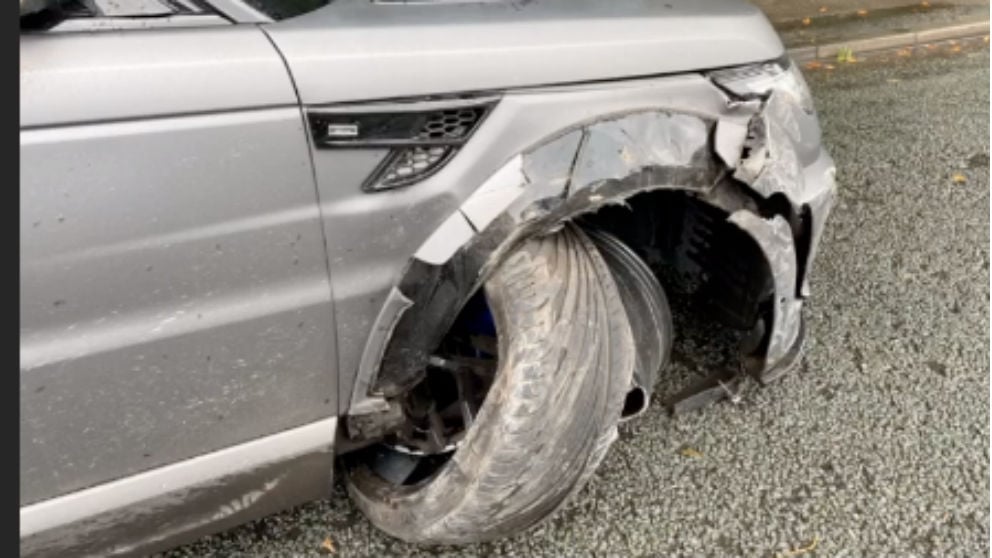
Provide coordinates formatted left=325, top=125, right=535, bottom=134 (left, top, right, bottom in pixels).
left=19, top=14, right=338, bottom=516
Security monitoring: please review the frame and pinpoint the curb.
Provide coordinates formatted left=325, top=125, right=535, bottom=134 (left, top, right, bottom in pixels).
left=786, top=20, right=990, bottom=61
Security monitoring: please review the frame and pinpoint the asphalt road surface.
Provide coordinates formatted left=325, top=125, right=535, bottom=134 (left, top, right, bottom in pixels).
left=167, top=47, right=990, bottom=557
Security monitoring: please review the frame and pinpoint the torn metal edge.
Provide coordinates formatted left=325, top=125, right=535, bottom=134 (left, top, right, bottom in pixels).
left=354, top=93, right=835, bottom=407
left=412, top=210, right=477, bottom=266
left=727, top=210, right=803, bottom=375
left=349, top=287, right=413, bottom=413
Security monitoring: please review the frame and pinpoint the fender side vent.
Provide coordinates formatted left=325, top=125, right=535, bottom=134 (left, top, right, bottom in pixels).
left=307, top=98, right=496, bottom=192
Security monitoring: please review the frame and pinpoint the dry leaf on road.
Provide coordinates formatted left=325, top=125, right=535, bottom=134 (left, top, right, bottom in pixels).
left=679, top=447, right=703, bottom=458
left=776, top=535, right=821, bottom=558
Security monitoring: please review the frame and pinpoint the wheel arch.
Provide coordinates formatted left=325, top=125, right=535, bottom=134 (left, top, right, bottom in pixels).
left=350, top=100, right=834, bottom=412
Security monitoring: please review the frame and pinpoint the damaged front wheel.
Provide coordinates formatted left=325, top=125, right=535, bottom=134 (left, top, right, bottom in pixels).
left=344, top=223, right=636, bottom=543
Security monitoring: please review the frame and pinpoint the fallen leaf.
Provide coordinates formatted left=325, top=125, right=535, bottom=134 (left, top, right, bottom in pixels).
left=952, top=173, right=967, bottom=184
left=804, top=60, right=824, bottom=70
left=856, top=8, right=868, bottom=16
left=925, top=43, right=937, bottom=49
left=896, top=48, right=912, bottom=57
left=680, top=447, right=703, bottom=458
left=836, top=47, right=857, bottom=63
left=319, top=536, right=336, bottom=555
left=777, top=535, right=821, bottom=558
left=824, top=64, right=836, bottom=70
left=802, top=16, right=812, bottom=25
left=818, top=5, right=828, bottom=12
left=950, top=44, right=962, bottom=53
left=921, top=0, right=930, bottom=7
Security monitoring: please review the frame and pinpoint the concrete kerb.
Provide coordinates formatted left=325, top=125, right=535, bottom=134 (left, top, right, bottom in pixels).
left=787, top=20, right=990, bottom=61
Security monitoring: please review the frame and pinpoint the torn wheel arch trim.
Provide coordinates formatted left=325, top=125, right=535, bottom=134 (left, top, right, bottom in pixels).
left=355, top=89, right=835, bottom=408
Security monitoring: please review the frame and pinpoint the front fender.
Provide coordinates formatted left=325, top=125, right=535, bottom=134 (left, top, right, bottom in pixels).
left=349, top=75, right=836, bottom=409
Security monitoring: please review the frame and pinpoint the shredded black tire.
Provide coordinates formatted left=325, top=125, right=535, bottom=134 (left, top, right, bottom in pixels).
left=345, top=223, right=635, bottom=543
left=587, top=227, right=673, bottom=406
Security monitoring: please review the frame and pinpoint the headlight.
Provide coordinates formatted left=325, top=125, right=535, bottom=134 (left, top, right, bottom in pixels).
left=708, top=56, right=815, bottom=115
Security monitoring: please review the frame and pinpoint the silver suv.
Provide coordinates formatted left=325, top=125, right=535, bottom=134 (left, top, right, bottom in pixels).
left=20, top=0, right=836, bottom=555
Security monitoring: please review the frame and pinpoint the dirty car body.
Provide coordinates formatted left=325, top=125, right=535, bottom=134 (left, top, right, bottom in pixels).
left=19, top=0, right=836, bottom=555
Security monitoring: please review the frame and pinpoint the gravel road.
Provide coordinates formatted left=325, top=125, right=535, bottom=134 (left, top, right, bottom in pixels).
left=167, top=46, right=990, bottom=558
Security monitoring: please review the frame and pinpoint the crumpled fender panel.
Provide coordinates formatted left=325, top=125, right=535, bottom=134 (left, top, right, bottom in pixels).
left=355, top=82, right=836, bottom=405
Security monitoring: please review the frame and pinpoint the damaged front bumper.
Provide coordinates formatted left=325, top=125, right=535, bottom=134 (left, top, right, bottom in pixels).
left=352, top=58, right=837, bottom=413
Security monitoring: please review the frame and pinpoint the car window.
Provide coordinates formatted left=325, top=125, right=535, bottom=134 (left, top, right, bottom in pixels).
left=20, top=0, right=219, bottom=30
left=241, top=0, right=328, bottom=20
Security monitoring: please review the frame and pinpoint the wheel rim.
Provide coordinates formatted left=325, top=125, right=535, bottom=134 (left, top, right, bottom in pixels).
left=355, top=290, right=499, bottom=486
